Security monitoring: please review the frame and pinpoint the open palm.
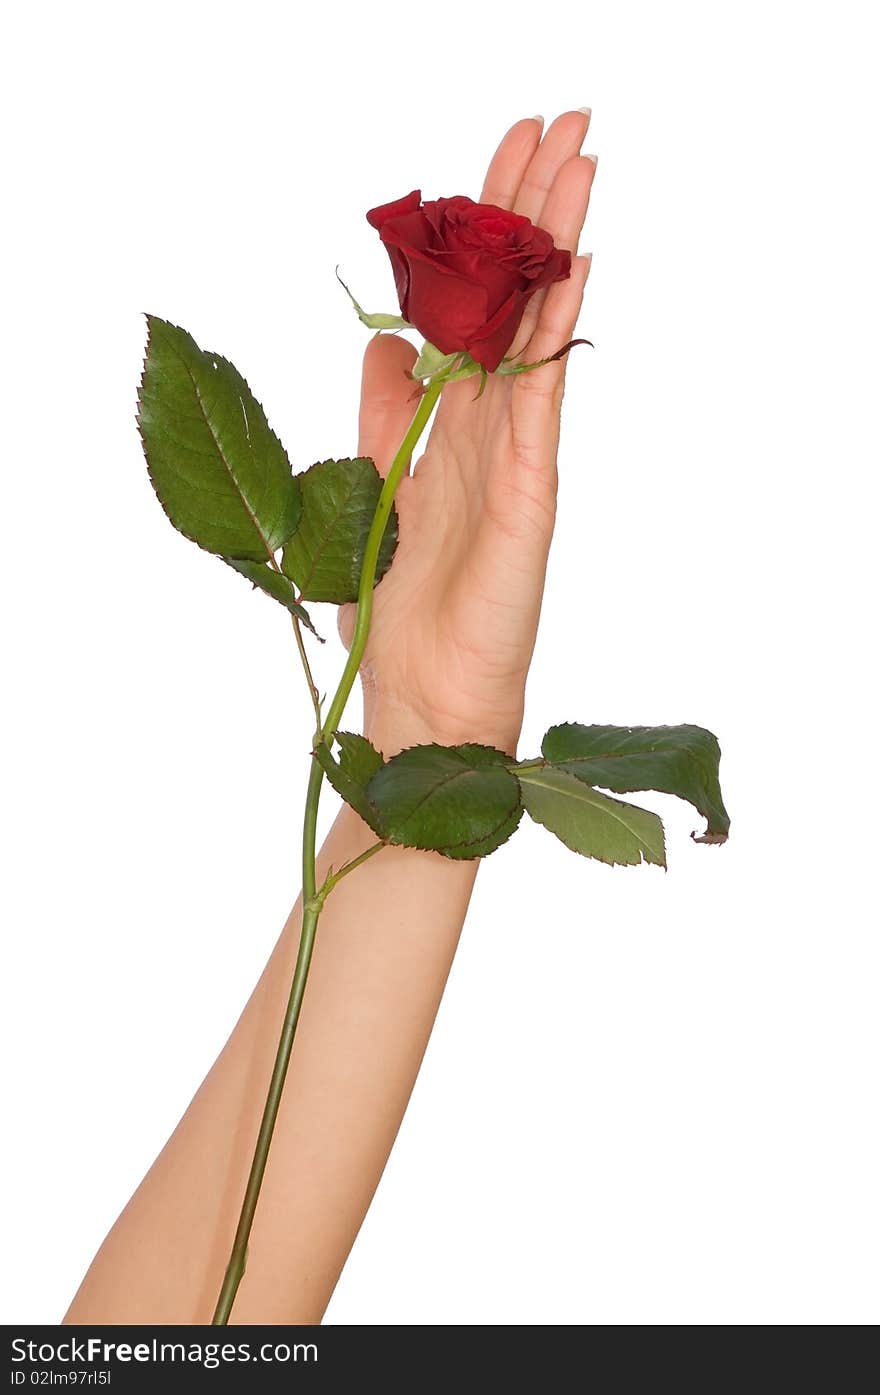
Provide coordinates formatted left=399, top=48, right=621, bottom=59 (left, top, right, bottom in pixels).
left=343, top=112, right=596, bottom=756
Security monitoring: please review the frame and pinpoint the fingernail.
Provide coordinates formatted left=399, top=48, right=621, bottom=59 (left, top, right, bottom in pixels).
left=528, top=115, right=545, bottom=126
left=577, top=106, right=592, bottom=117
left=585, top=153, right=599, bottom=168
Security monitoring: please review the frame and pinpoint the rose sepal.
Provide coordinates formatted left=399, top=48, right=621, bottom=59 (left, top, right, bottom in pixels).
left=336, top=268, right=412, bottom=330
left=408, top=339, right=594, bottom=393
left=409, top=342, right=464, bottom=380
left=496, top=337, right=593, bottom=375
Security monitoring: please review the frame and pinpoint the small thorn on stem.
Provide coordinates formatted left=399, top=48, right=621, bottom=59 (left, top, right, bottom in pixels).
left=546, top=337, right=594, bottom=363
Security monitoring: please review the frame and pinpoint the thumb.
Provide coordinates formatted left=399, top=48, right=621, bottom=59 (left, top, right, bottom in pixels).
left=358, top=333, right=420, bottom=477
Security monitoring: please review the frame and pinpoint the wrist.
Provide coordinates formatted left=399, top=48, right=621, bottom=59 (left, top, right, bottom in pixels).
left=364, top=696, right=523, bottom=759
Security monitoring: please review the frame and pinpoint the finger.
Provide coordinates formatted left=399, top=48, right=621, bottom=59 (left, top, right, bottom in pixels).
left=511, top=154, right=596, bottom=354
left=472, top=267, right=591, bottom=600
left=357, top=333, right=420, bottom=477
left=527, top=253, right=592, bottom=367
left=513, top=109, right=591, bottom=225
left=510, top=255, right=592, bottom=447
left=480, top=116, right=545, bottom=209
left=536, top=152, right=596, bottom=261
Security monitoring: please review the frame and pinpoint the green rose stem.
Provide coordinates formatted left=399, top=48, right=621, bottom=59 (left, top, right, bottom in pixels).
left=211, top=376, right=444, bottom=1325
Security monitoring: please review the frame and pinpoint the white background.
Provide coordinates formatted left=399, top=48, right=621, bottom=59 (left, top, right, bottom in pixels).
left=2, top=1, right=877, bottom=1326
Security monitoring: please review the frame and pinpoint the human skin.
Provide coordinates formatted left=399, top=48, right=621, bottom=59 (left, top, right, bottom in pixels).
left=64, top=110, right=596, bottom=1324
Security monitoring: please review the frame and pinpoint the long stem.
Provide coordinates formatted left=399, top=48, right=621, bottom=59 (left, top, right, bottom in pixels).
left=212, top=378, right=442, bottom=1324
left=322, top=380, right=443, bottom=742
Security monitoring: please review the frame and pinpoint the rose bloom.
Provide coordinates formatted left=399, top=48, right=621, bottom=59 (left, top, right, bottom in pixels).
left=366, top=191, right=571, bottom=372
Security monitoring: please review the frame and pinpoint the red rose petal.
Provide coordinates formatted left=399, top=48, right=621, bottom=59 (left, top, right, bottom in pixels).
left=366, top=189, right=422, bottom=231
left=367, top=191, right=573, bottom=370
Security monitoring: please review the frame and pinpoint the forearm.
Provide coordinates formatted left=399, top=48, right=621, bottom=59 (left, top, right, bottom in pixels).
left=65, top=730, right=481, bottom=1325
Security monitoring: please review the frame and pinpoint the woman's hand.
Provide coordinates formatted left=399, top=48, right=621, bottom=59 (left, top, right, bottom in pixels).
left=63, top=111, right=598, bottom=1329
left=343, top=111, right=597, bottom=757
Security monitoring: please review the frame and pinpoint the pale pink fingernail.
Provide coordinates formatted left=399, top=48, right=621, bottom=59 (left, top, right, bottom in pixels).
left=577, top=106, right=592, bottom=117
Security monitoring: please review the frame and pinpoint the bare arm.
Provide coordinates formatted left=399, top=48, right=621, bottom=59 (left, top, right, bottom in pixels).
left=65, top=109, right=596, bottom=1324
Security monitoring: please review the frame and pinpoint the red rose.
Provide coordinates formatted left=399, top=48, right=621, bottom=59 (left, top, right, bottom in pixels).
left=366, top=191, right=571, bottom=372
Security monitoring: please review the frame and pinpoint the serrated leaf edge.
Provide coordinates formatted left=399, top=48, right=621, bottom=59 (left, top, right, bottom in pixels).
left=137, top=314, right=301, bottom=563
left=224, top=559, right=322, bottom=639
left=533, top=721, right=730, bottom=843
left=436, top=799, right=524, bottom=860
left=518, top=766, right=667, bottom=869
left=314, top=743, right=385, bottom=834
left=364, top=741, right=522, bottom=858
left=368, top=790, right=524, bottom=860
left=282, top=457, right=399, bottom=604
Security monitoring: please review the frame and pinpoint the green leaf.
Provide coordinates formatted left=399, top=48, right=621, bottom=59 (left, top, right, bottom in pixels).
left=518, top=766, right=666, bottom=868
left=281, top=457, right=398, bottom=604
left=315, top=736, right=385, bottom=833
left=337, top=732, right=384, bottom=786
left=457, top=801, right=524, bottom=858
left=138, top=316, right=301, bottom=561
left=367, top=743, right=522, bottom=860
left=224, top=559, right=321, bottom=638
left=540, top=723, right=729, bottom=843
